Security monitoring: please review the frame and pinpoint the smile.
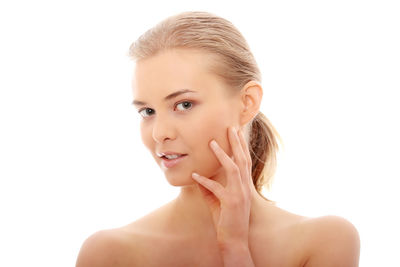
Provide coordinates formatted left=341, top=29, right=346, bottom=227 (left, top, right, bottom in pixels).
left=161, top=154, right=188, bottom=169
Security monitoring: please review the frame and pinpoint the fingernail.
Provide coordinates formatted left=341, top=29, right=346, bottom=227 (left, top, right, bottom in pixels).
left=210, top=140, right=217, bottom=148
left=192, top=172, right=200, bottom=178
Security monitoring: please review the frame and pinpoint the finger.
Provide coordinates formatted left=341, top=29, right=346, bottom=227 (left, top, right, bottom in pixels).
left=238, top=128, right=252, bottom=169
left=238, top=128, right=252, bottom=187
left=209, top=139, right=241, bottom=187
left=192, top=172, right=225, bottom=200
left=228, top=126, right=248, bottom=185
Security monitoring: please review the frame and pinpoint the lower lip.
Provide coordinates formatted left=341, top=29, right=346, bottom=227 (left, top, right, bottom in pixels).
left=161, top=155, right=188, bottom=169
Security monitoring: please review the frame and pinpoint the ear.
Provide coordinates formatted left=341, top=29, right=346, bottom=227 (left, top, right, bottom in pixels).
left=239, top=81, right=263, bottom=126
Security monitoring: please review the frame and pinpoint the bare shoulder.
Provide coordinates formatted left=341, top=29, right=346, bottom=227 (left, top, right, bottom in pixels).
left=75, top=204, right=173, bottom=267
left=75, top=228, right=138, bottom=267
left=300, top=215, right=361, bottom=267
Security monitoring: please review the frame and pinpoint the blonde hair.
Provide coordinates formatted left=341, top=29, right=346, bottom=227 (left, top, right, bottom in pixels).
left=128, top=11, right=282, bottom=202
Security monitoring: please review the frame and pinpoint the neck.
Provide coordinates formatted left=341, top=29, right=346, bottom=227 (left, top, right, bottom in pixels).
left=170, top=170, right=274, bottom=238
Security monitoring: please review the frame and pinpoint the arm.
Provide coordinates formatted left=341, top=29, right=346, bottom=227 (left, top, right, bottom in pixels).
left=191, top=127, right=256, bottom=267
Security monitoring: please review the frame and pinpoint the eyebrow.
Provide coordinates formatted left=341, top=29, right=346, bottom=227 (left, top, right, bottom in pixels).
left=132, top=89, right=197, bottom=106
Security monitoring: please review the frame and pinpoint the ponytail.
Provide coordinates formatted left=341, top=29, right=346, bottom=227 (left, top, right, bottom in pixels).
left=249, top=112, right=282, bottom=202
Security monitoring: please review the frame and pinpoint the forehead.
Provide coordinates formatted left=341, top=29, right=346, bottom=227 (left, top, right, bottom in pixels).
left=132, top=49, right=228, bottom=101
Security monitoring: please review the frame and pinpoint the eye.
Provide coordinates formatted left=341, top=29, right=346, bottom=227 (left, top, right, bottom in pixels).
left=175, top=101, right=194, bottom=111
left=138, top=108, right=155, bottom=118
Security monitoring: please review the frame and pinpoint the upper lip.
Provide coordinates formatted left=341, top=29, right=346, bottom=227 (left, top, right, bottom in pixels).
left=156, top=151, right=187, bottom=158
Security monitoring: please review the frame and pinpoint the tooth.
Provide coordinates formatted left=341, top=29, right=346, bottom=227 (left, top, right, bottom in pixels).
left=166, top=154, right=180, bottom=159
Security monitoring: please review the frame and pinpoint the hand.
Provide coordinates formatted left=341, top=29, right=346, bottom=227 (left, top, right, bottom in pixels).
left=191, top=126, right=253, bottom=249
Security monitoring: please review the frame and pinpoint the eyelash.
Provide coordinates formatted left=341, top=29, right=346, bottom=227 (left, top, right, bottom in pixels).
left=138, top=100, right=195, bottom=118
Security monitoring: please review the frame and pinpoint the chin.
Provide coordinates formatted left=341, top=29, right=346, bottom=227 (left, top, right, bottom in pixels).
left=165, top=175, right=195, bottom=187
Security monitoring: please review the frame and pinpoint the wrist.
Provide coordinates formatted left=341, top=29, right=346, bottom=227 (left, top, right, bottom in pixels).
left=219, top=240, right=248, bottom=254
left=219, top=241, right=255, bottom=267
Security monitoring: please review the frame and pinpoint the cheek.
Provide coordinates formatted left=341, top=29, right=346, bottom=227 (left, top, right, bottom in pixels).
left=189, top=108, right=234, bottom=176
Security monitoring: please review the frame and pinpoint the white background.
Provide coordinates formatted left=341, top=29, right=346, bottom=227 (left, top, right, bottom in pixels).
left=0, top=0, right=399, bottom=266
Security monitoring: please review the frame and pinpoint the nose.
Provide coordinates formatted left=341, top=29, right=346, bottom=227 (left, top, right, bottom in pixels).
left=152, top=115, right=176, bottom=143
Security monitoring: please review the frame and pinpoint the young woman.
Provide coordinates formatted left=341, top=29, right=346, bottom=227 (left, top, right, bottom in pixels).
left=76, top=11, right=360, bottom=267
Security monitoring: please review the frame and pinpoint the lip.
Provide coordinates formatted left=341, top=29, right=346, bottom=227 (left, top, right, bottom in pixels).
left=161, top=154, right=188, bottom=169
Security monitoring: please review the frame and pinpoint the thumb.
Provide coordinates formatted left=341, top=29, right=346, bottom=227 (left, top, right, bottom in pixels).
left=196, top=183, right=220, bottom=228
left=196, top=182, right=219, bottom=208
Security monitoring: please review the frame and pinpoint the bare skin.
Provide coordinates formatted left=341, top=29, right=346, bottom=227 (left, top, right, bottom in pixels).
left=76, top=48, right=360, bottom=267
left=76, top=199, right=359, bottom=266
left=117, top=195, right=310, bottom=266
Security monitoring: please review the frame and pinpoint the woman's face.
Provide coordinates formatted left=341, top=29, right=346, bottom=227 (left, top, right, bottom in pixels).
left=132, top=49, right=242, bottom=186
